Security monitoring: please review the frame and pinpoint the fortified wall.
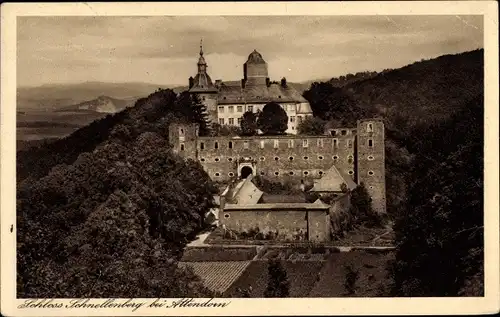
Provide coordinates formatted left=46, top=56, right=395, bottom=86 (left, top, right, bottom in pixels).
left=169, top=118, right=386, bottom=214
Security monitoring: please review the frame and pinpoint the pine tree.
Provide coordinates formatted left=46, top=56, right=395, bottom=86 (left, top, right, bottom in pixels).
left=240, top=111, right=258, bottom=136
left=264, top=259, right=290, bottom=297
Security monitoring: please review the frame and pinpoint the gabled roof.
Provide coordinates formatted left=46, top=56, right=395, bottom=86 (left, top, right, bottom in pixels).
left=310, top=164, right=357, bottom=192
left=231, top=175, right=263, bottom=205
left=217, top=82, right=308, bottom=104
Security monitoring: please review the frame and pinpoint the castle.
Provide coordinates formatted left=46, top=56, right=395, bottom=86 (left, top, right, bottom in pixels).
left=169, top=118, right=386, bottom=215
left=188, top=42, right=313, bottom=134
left=171, top=43, right=387, bottom=241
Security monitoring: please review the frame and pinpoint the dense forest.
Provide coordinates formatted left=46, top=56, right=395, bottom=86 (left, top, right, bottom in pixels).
left=17, top=90, right=217, bottom=297
left=17, top=49, right=484, bottom=297
left=301, top=49, right=484, bottom=296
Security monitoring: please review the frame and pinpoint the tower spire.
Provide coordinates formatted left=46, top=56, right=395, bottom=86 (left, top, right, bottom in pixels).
left=200, top=39, right=203, bottom=56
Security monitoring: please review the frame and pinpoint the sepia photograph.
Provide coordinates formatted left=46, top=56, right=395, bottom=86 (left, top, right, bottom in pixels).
left=1, top=2, right=499, bottom=316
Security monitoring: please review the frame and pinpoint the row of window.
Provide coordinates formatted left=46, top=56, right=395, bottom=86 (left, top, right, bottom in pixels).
left=217, top=104, right=297, bottom=114
left=218, top=115, right=303, bottom=126
left=198, top=138, right=371, bottom=150
left=199, top=154, right=362, bottom=163
left=212, top=170, right=376, bottom=177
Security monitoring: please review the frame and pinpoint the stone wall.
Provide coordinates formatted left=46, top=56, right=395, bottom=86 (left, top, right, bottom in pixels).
left=219, top=209, right=328, bottom=242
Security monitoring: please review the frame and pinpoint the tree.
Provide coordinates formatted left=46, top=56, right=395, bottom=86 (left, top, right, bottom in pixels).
left=344, top=265, right=359, bottom=295
left=350, top=182, right=383, bottom=227
left=257, top=102, right=288, bottom=135
left=302, top=82, right=365, bottom=125
left=240, top=111, right=258, bottom=136
left=264, top=259, right=290, bottom=297
left=175, top=92, right=210, bottom=136
left=297, top=116, right=326, bottom=135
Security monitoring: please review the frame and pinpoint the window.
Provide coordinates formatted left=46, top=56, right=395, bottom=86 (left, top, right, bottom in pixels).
left=228, top=106, right=234, bottom=113
left=224, top=213, right=230, bottom=218
left=303, top=156, right=309, bottom=160
left=244, top=141, right=249, bottom=149
left=302, top=139, right=308, bottom=148
left=347, top=155, right=354, bottom=164
left=260, top=140, right=265, bottom=148
left=274, top=171, right=280, bottom=176
left=303, top=171, right=309, bottom=176
left=215, top=158, right=220, bottom=162
left=369, top=186, right=374, bottom=189
left=179, top=128, right=184, bottom=135
left=288, top=104, right=295, bottom=111
left=227, top=157, right=233, bottom=162
left=348, top=170, right=354, bottom=175
left=260, top=157, right=265, bottom=161
left=330, top=130, right=337, bottom=136
left=228, top=118, right=234, bottom=125
left=341, top=130, right=347, bottom=136
left=368, top=171, right=374, bottom=176
left=278, top=95, right=282, bottom=99
left=180, top=143, right=185, bottom=151
left=319, top=171, right=324, bottom=176
left=347, top=139, right=353, bottom=148
left=274, top=157, right=280, bottom=161
left=368, top=139, right=373, bottom=147
left=290, top=116, right=295, bottom=123
left=288, top=139, right=294, bottom=148
left=289, top=171, right=294, bottom=175
left=200, top=158, right=206, bottom=162
left=229, top=172, right=235, bottom=177
left=274, top=140, right=279, bottom=148
left=215, top=172, right=221, bottom=177
left=248, top=105, right=254, bottom=112
left=200, top=142, right=205, bottom=150
left=237, top=118, right=242, bottom=125
left=317, top=139, right=323, bottom=147
left=368, top=155, right=374, bottom=160
left=229, top=141, right=233, bottom=149
left=351, top=129, right=357, bottom=135
left=260, top=171, right=265, bottom=176
left=237, top=106, right=243, bottom=112
left=367, top=123, right=373, bottom=132
left=214, top=141, right=219, bottom=149
left=333, top=139, right=338, bottom=148
left=218, top=106, right=224, bottom=113
left=333, top=155, right=338, bottom=160
left=289, top=156, right=294, bottom=161
left=318, top=155, right=324, bottom=160
left=219, top=118, right=224, bottom=125
left=297, top=116, right=303, bottom=124
left=202, top=96, right=206, bottom=101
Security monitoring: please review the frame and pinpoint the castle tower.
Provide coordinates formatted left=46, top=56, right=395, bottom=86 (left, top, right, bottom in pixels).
left=168, top=123, right=199, bottom=161
left=356, top=119, right=386, bottom=214
left=188, top=40, right=219, bottom=125
left=243, top=49, right=269, bottom=86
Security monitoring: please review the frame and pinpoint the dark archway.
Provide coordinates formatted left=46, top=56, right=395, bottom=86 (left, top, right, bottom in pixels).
left=240, top=166, right=253, bottom=179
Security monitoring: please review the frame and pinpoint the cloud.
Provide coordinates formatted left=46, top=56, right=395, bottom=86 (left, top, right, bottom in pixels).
left=17, top=15, right=483, bottom=87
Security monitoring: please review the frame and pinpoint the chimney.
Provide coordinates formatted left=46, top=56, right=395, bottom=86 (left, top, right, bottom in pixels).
left=281, top=77, right=287, bottom=88
left=241, top=78, right=246, bottom=89
left=266, top=77, right=270, bottom=87
left=215, top=79, right=222, bottom=88
left=189, top=76, right=194, bottom=89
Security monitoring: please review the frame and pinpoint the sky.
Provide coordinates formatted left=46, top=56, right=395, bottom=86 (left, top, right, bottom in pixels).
left=17, top=15, right=483, bottom=87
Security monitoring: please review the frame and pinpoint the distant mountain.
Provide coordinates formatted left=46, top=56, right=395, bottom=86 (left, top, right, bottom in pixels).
left=17, top=81, right=184, bottom=111
left=56, top=95, right=135, bottom=114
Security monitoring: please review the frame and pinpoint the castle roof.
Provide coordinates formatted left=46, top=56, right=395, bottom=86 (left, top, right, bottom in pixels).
left=189, top=73, right=218, bottom=93
left=310, top=164, right=357, bottom=193
left=217, top=81, right=309, bottom=106
left=245, top=49, right=266, bottom=64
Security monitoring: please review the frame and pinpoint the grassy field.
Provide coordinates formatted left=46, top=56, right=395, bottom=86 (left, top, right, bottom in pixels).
left=181, top=246, right=394, bottom=297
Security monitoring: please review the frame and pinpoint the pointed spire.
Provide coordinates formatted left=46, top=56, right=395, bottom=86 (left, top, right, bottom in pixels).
left=199, top=39, right=204, bottom=56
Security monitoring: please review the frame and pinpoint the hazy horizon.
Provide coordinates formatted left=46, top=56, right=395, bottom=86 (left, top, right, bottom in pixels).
left=17, top=16, right=483, bottom=88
